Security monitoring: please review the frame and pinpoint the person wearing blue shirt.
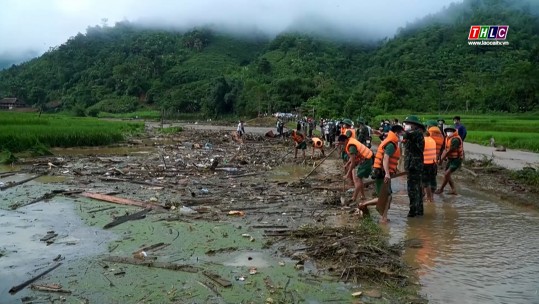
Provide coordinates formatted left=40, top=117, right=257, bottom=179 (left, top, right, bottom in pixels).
left=453, top=116, right=467, bottom=142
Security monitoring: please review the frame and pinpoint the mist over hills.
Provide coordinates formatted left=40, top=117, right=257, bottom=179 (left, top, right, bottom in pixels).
left=0, top=0, right=537, bottom=118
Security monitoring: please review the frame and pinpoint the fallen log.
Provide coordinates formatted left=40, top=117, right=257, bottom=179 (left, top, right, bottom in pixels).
left=103, top=256, right=200, bottom=273
left=80, top=192, right=165, bottom=211
left=1, top=173, right=46, bottom=191
left=10, top=191, right=57, bottom=210
left=9, top=263, right=62, bottom=294
left=103, top=208, right=152, bottom=229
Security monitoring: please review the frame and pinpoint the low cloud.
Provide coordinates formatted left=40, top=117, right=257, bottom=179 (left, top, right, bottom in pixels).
left=0, top=0, right=462, bottom=63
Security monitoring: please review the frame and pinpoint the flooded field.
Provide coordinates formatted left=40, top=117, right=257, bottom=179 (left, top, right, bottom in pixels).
left=2, top=124, right=538, bottom=303
left=1, top=127, right=412, bottom=304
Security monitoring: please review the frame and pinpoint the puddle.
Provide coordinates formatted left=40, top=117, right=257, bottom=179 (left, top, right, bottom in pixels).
left=35, top=175, right=67, bottom=183
left=271, top=165, right=310, bottom=181
left=0, top=197, right=116, bottom=302
left=222, top=251, right=271, bottom=267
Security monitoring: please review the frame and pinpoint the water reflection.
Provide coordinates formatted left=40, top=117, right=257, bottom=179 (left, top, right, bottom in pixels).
left=390, top=178, right=539, bottom=304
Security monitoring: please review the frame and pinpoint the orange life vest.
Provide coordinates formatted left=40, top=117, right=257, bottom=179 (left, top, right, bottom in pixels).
left=341, top=127, right=356, bottom=139
left=292, top=132, right=304, bottom=144
left=428, top=126, right=444, bottom=157
left=312, top=137, right=323, bottom=148
left=445, top=134, right=463, bottom=159
left=345, top=137, right=373, bottom=162
left=423, top=136, right=437, bottom=165
left=373, top=131, right=401, bottom=174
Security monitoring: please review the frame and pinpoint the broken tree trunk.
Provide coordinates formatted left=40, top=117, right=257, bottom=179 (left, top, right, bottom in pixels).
left=103, top=256, right=200, bottom=273
left=103, top=208, right=152, bottom=229
left=9, top=263, right=62, bottom=294
left=1, top=173, right=46, bottom=191
left=80, top=192, right=165, bottom=211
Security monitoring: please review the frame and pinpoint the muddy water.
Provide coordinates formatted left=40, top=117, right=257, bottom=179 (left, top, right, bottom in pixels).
left=0, top=198, right=116, bottom=302
left=382, top=177, right=539, bottom=304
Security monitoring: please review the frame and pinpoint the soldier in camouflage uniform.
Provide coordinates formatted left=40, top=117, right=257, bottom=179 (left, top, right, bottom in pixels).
left=356, top=117, right=370, bottom=146
left=402, top=115, right=425, bottom=217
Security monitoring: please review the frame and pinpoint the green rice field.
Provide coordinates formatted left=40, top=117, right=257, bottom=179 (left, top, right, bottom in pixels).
left=0, top=112, right=144, bottom=153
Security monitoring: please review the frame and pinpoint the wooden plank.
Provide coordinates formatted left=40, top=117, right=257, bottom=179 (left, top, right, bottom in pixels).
left=79, top=192, right=164, bottom=210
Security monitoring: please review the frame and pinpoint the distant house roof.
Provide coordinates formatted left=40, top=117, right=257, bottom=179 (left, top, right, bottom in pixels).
left=0, top=98, right=18, bottom=105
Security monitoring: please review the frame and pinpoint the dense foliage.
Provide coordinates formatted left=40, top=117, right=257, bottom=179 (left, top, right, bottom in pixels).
left=0, top=0, right=537, bottom=119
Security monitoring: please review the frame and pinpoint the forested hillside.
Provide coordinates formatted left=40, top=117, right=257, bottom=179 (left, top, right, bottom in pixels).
left=0, top=0, right=537, bottom=119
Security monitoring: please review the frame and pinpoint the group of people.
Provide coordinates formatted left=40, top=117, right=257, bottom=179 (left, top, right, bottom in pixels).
left=289, top=114, right=467, bottom=223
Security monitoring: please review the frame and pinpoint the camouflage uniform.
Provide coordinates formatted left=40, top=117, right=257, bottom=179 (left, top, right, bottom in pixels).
left=356, top=124, right=370, bottom=145
left=403, top=129, right=425, bottom=217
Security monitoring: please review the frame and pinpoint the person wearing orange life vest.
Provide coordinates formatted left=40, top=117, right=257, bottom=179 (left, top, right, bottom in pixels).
left=435, top=125, right=463, bottom=195
left=422, top=126, right=438, bottom=203
left=291, top=130, right=307, bottom=160
left=358, top=125, right=404, bottom=224
left=339, top=130, right=373, bottom=204
left=311, top=137, right=325, bottom=159
left=426, top=120, right=444, bottom=161
left=339, top=119, right=355, bottom=161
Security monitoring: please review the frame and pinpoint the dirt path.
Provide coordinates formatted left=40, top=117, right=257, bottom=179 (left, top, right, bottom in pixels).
left=463, top=142, right=539, bottom=170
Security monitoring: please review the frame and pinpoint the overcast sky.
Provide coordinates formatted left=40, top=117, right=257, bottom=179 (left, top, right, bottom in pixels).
left=0, top=0, right=462, bottom=63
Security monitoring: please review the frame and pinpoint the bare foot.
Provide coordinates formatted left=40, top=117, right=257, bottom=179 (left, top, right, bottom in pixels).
left=434, top=189, right=443, bottom=194
left=380, top=218, right=390, bottom=224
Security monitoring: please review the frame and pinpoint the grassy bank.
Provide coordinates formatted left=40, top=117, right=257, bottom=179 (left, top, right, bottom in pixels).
left=0, top=112, right=143, bottom=153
